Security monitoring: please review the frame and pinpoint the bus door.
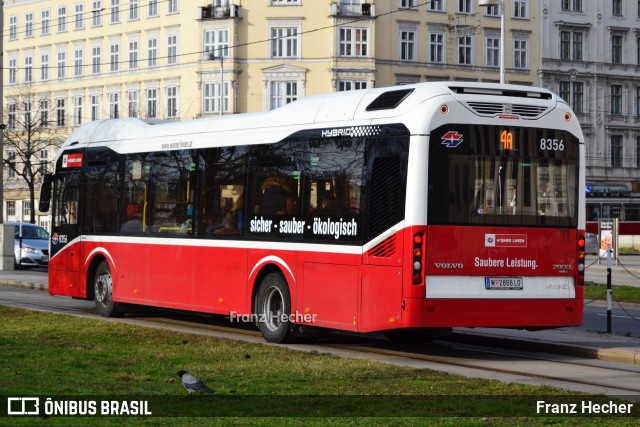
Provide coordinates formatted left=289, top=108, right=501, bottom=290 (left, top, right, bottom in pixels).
left=49, top=170, right=84, bottom=297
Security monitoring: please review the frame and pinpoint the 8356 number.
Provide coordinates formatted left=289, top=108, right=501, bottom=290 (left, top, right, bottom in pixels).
left=539, top=138, right=564, bottom=151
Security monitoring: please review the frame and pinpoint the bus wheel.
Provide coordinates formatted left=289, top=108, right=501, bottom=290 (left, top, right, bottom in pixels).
left=93, top=260, right=120, bottom=317
left=255, top=272, right=293, bottom=343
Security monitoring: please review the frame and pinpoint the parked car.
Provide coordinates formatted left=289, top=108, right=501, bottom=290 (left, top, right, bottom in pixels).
left=5, top=223, right=49, bottom=268
left=585, top=232, right=599, bottom=255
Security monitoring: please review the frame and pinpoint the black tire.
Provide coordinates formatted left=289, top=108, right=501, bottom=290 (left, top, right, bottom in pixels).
left=255, top=272, right=293, bottom=343
left=93, top=260, right=120, bottom=317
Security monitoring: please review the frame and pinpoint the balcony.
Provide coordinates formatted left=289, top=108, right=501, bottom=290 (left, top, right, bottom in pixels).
left=330, top=2, right=375, bottom=17
left=200, top=4, right=240, bottom=19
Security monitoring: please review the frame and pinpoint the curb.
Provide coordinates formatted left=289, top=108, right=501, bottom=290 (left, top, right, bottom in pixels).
left=450, top=331, right=640, bottom=366
left=0, top=280, right=47, bottom=291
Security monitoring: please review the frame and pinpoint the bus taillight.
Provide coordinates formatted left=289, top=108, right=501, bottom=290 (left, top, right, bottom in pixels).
left=577, top=232, right=586, bottom=287
left=413, top=231, right=425, bottom=285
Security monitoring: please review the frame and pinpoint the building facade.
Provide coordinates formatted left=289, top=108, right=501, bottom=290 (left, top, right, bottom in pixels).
left=538, top=0, right=640, bottom=198
left=2, top=0, right=540, bottom=226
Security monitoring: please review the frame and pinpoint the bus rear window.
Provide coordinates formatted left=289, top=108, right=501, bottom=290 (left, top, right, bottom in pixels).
left=428, top=125, right=579, bottom=227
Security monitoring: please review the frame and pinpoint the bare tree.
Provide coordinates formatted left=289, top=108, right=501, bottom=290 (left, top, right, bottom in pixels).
left=3, top=85, right=62, bottom=224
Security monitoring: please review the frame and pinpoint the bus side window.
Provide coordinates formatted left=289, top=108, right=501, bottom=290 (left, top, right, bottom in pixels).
left=197, top=147, right=247, bottom=237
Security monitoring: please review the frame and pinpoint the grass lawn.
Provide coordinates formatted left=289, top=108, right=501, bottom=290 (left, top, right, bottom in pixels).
left=584, top=283, right=640, bottom=304
left=0, top=306, right=636, bottom=426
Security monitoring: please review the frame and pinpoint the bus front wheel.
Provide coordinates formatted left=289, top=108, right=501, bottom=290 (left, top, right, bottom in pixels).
left=93, top=260, right=120, bottom=317
left=255, top=272, right=293, bottom=343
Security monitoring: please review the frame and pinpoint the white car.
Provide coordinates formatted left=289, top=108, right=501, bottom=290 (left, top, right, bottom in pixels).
left=6, top=223, right=50, bottom=268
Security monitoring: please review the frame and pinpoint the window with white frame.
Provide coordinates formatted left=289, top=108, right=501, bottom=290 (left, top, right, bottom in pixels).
left=25, top=13, right=34, bottom=38
left=6, top=201, right=16, bottom=218
left=204, top=29, right=229, bottom=58
left=109, top=92, right=119, bottom=118
left=148, top=0, right=158, bottom=17
left=129, top=41, right=139, bottom=69
left=129, top=0, right=139, bottom=20
left=23, top=100, right=33, bottom=129
left=42, top=10, right=50, bottom=35
left=39, top=149, right=50, bottom=175
left=612, top=35, right=623, bottom=64
left=486, top=36, right=500, bottom=67
left=429, top=31, right=445, bottom=63
left=73, top=96, right=83, bottom=126
left=24, top=201, right=32, bottom=219
left=572, top=82, right=584, bottom=114
left=166, top=86, right=178, bottom=117
left=90, top=94, right=102, bottom=121
left=41, top=54, right=50, bottom=80
left=56, top=98, right=66, bottom=127
left=9, top=15, right=18, bottom=40
left=203, top=82, right=229, bottom=114
left=58, top=7, right=67, bottom=32
left=74, top=48, right=83, bottom=77
left=560, top=30, right=583, bottom=61
left=111, top=0, right=120, bottom=23
left=7, top=151, right=17, bottom=179
left=168, top=0, right=178, bottom=14
left=146, top=88, right=158, bottom=118
left=92, top=1, right=102, bottom=26
left=271, top=27, right=299, bottom=58
left=485, top=4, right=500, bottom=16
left=458, top=36, right=472, bottom=65
left=637, top=86, right=640, bottom=115
left=428, top=0, right=444, bottom=12
left=57, top=50, right=66, bottom=78
left=75, top=3, right=84, bottom=29
left=25, top=56, right=33, bottom=83
left=92, top=46, right=101, bottom=73
left=561, top=0, right=582, bottom=12
left=400, top=29, right=417, bottom=61
left=7, top=103, right=17, bottom=130
left=612, top=0, right=622, bottom=16
left=9, top=58, right=17, bottom=84
left=167, top=35, right=178, bottom=64
left=337, top=80, right=368, bottom=91
left=513, top=0, right=528, bottom=19
left=611, top=85, right=622, bottom=115
left=400, top=0, right=417, bottom=9
left=40, top=99, right=50, bottom=128
left=270, top=81, right=297, bottom=109
left=513, top=38, right=528, bottom=69
left=611, top=135, right=622, bottom=167
left=110, top=43, right=119, bottom=71
left=148, top=37, right=158, bottom=66
left=457, top=0, right=471, bottom=14
left=339, top=27, right=369, bottom=56
left=127, top=90, right=139, bottom=118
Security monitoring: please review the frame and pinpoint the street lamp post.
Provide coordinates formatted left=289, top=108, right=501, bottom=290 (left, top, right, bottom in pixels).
left=479, top=0, right=506, bottom=84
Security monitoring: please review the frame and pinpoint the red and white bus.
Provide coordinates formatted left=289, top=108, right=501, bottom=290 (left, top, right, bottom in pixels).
left=40, top=82, right=585, bottom=343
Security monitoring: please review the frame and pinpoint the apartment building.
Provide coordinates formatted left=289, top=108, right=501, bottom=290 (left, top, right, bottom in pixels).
left=2, top=0, right=537, bottom=225
left=538, top=0, right=640, bottom=197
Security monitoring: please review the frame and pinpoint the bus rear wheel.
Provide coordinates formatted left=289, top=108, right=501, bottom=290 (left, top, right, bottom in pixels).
left=93, top=260, right=120, bottom=317
left=255, top=272, right=293, bottom=343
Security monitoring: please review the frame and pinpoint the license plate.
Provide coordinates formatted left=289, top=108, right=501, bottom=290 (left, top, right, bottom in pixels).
left=485, top=277, right=523, bottom=290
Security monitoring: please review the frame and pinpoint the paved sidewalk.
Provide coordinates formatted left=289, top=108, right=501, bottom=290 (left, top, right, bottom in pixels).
left=1, top=268, right=639, bottom=366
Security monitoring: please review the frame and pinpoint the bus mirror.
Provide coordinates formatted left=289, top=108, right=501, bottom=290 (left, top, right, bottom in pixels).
left=39, top=173, right=54, bottom=213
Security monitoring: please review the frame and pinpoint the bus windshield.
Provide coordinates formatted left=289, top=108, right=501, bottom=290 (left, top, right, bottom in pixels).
left=428, top=124, right=579, bottom=227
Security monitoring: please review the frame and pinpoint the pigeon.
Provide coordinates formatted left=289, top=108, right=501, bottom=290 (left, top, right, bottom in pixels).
left=176, top=370, right=213, bottom=394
